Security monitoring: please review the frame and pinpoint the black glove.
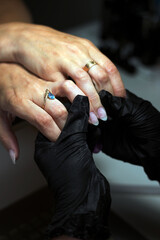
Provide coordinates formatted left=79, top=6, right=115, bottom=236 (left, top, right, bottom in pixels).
left=97, top=90, right=160, bottom=182
left=34, top=95, right=111, bottom=240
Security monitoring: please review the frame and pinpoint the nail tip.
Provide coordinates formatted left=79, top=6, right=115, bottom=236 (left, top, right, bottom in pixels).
left=97, top=107, right=107, bottom=121
left=89, top=112, right=99, bottom=126
left=9, top=149, right=16, bottom=165
left=12, top=160, right=16, bottom=165
left=101, top=116, right=108, bottom=121
left=93, top=121, right=99, bottom=126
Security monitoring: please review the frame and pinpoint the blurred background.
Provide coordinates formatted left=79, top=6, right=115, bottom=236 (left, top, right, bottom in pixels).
left=0, top=0, right=160, bottom=239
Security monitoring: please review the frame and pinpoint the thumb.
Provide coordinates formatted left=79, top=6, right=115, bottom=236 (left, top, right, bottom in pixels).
left=0, top=111, right=19, bottom=164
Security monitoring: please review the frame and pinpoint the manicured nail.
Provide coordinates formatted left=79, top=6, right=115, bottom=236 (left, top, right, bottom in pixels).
left=9, top=149, right=16, bottom=164
left=97, top=107, right=107, bottom=121
left=89, top=112, right=99, bottom=126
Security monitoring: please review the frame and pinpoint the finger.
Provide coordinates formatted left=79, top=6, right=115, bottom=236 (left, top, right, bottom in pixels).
left=89, top=47, right=126, bottom=97
left=61, top=60, right=99, bottom=111
left=61, top=61, right=107, bottom=124
left=87, top=64, right=114, bottom=94
left=62, top=80, right=85, bottom=102
left=13, top=100, right=61, bottom=142
left=62, top=80, right=107, bottom=125
left=24, top=78, right=68, bottom=130
left=43, top=97, right=68, bottom=130
left=0, top=111, right=19, bottom=163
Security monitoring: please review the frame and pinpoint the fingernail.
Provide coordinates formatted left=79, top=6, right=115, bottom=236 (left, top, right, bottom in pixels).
left=97, top=107, right=107, bottom=121
left=89, top=112, right=99, bottom=126
left=9, top=149, right=16, bottom=164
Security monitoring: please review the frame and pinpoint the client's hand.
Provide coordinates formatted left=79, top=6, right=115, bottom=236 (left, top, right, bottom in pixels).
left=35, top=95, right=111, bottom=240
left=98, top=90, right=160, bottom=182
left=0, top=63, right=85, bottom=160
left=0, top=22, right=125, bottom=124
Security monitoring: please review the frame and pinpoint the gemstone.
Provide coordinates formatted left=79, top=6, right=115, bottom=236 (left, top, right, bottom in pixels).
left=48, top=92, right=55, bottom=100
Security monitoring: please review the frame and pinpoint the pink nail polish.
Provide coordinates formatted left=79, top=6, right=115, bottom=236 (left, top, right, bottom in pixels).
left=89, top=112, right=99, bottom=126
left=97, top=107, right=107, bottom=121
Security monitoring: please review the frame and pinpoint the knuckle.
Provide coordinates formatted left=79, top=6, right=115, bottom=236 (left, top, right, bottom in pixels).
left=36, top=114, right=53, bottom=129
left=63, top=80, right=74, bottom=89
left=82, top=38, right=94, bottom=47
left=55, top=106, right=67, bottom=120
left=40, top=62, right=53, bottom=79
left=66, top=43, right=80, bottom=54
left=75, top=69, right=89, bottom=82
left=89, top=93, right=99, bottom=103
left=62, top=80, right=75, bottom=93
left=114, top=86, right=125, bottom=97
left=96, top=70, right=108, bottom=83
left=107, top=63, right=118, bottom=74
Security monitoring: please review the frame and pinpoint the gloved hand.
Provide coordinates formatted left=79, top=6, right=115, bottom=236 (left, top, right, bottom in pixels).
left=97, top=90, right=160, bottom=182
left=34, top=95, right=111, bottom=240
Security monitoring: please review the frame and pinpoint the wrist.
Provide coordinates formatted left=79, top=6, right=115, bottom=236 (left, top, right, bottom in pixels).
left=0, top=22, right=27, bottom=62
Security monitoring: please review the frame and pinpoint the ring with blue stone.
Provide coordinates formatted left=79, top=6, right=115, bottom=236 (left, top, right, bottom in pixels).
left=43, top=89, right=55, bottom=109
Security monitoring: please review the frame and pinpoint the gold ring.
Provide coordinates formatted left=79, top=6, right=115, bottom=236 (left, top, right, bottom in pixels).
left=82, top=60, right=97, bottom=72
left=43, top=89, right=55, bottom=109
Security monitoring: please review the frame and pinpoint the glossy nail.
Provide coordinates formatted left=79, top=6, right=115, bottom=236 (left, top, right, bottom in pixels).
left=9, top=149, right=16, bottom=164
left=89, top=112, right=99, bottom=126
left=97, top=107, right=107, bottom=121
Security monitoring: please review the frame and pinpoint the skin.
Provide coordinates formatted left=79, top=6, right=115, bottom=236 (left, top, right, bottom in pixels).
left=0, top=63, right=85, bottom=158
left=0, top=1, right=125, bottom=239
left=0, top=21, right=125, bottom=158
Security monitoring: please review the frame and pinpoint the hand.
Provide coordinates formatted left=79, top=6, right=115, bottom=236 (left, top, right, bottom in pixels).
left=35, top=95, right=111, bottom=239
left=0, top=22, right=125, bottom=125
left=0, top=63, right=84, bottom=161
left=98, top=90, right=160, bottom=182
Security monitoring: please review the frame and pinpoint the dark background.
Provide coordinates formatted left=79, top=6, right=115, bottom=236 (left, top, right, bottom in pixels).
left=24, top=0, right=103, bottom=30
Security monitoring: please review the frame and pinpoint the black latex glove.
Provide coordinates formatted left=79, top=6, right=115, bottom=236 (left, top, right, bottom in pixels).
left=97, top=90, right=160, bottom=182
left=34, top=95, right=111, bottom=240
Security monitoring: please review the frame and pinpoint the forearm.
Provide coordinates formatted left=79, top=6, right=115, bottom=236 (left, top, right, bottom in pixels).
left=0, top=0, right=32, bottom=23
